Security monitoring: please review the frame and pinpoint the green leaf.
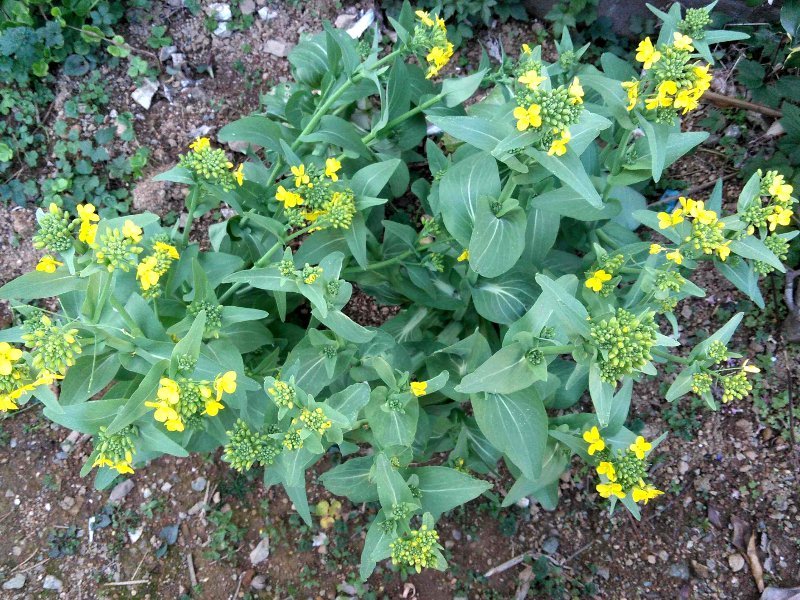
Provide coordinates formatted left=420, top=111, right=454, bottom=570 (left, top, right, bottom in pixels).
left=526, top=147, right=602, bottom=207
left=374, top=453, right=416, bottom=508
left=217, top=115, right=283, bottom=153
left=524, top=207, right=560, bottom=264
left=716, top=260, right=764, bottom=308
left=138, top=422, right=190, bottom=457
left=43, top=397, right=127, bottom=434
left=365, top=390, right=419, bottom=448
left=535, top=274, right=590, bottom=337
left=689, top=313, right=743, bottom=360
left=106, top=360, right=168, bottom=435
left=170, top=312, right=206, bottom=378
left=59, top=353, right=120, bottom=406
left=636, top=113, right=670, bottom=182
left=302, top=115, right=370, bottom=157
left=441, top=70, right=486, bottom=107
left=473, top=390, right=548, bottom=480
left=589, top=363, right=615, bottom=427
left=152, top=165, right=194, bottom=184
left=428, top=115, right=510, bottom=151
left=412, top=466, right=491, bottom=518
left=439, top=152, right=501, bottom=247
left=730, top=236, right=785, bottom=272
left=313, top=308, right=375, bottom=343
left=359, top=512, right=393, bottom=581
left=0, top=270, right=87, bottom=300
left=456, top=343, right=542, bottom=394
left=468, top=196, right=526, bottom=278
left=472, top=269, right=537, bottom=325
left=320, top=456, right=378, bottom=502
left=350, top=159, right=402, bottom=199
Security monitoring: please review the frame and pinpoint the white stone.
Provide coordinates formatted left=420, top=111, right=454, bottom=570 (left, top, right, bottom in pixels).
left=257, top=6, right=276, bottom=20
left=263, top=40, right=289, bottom=57
left=2, top=574, right=25, bottom=590
left=249, top=537, right=270, bottom=564
left=109, top=479, right=135, bottom=503
left=207, top=2, right=232, bottom=21
left=131, top=79, right=159, bottom=110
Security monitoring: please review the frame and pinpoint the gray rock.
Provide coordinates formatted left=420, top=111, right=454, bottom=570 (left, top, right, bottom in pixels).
left=257, top=6, right=277, bottom=20
left=109, top=479, right=135, bottom=503
left=239, top=0, right=256, bottom=15
left=542, top=536, right=560, bottom=555
left=191, top=477, right=207, bottom=492
left=728, top=553, right=746, bottom=572
left=724, top=124, right=742, bottom=139
left=2, top=574, right=26, bottom=590
left=159, top=45, right=178, bottom=62
left=263, top=40, right=290, bottom=57
left=250, top=575, right=267, bottom=590
left=171, top=53, right=186, bottom=68
left=249, top=537, right=270, bottom=565
left=207, top=2, right=232, bottom=21
left=43, top=575, right=62, bottom=591
left=668, top=562, right=690, bottom=580
left=131, top=79, right=159, bottom=110
left=213, top=21, right=231, bottom=38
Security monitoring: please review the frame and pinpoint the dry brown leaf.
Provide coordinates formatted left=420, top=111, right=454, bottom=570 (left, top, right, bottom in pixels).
left=747, top=532, right=765, bottom=593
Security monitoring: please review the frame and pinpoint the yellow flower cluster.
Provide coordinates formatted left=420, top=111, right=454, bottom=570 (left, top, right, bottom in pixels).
left=274, top=161, right=356, bottom=230
left=181, top=137, right=244, bottom=190
left=414, top=10, right=453, bottom=79
left=410, top=381, right=428, bottom=397
left=624, top=33, right=712, bottom=121
left=145, top=371, right=236, bottom=432
left=583, top=427, right=664, bottom=505
left=0, top=341, right=63, bottom=412
left=137, top=241, right=180, bottom=295
left=654, top=196, right=731, bottom=264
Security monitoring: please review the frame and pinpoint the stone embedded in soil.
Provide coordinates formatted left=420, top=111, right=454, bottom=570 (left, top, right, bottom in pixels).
left=132, top=79, right=159, bottom=110
left=250, top=575, right=267, bottom=590
left=43, top=575, right=63, bottom=591
left=542, top=536, right=560, bottom=555
left=108, top=479, right=135, bottom=503
left=214, top=21, right=232, bottom=38
left=206, top=2, right=232, bottom=21
left=263, top=40, right=290, bottom=57
left=191, top=476, right=207, bottom=492
left=728, top=553, right=746, bottom=572
left=2, top=574, right=26, bottom=590
left=249, top=537, right=270, bottom=565
left=668, top=562, right=690, bottom=580
left=159, top=45, right=178, bottom=62
left=239, top=0, right=256, bottom=15
left=258, top=6, right=277, bottom=20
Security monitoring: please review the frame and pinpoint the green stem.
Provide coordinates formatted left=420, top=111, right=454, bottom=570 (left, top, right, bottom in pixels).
left=181, top=186, right=201, bottom=247
left=652, top=348, right=691, bottom=365
left=218, top=225, right=315, bottom=303
left=341, top=249, right=415, bottom=276
left=360, top=92, right=446, bottom=148
left=595, top=228, right=619, bottom=249
left=498, top=175, right=518, bottom=204
left=540, top=344, right=579, bottom=355
left=93, top=270, right=114, bottom=323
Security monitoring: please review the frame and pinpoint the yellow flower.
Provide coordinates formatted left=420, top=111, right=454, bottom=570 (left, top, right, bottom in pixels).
left=518, top=70, right=545, bottom=90
left=597, top=482, right=626, bottom=499
left=410, top=381, right=428, bottom=397
left=203, top=398, right=225, bottom=416
left=233, top=163, right=244, bottom=186
left=645, top=80, right=677, bottom=110
left=137, top=256, right=160, bottom=291
left=76, top=203, right=100, bottom=223
left=189, top=137, right=210, bottom=152
left=426, top=44, right=453, bottom=79
left=767, top=207, right=793, bottom=231
left=325, top=157, right=341, bottom=181
left=629, top=436, right=652, bottom=459
left=0, top=394, right=18, bottom=412
left=582, top=426, right=605, bottom=456
left=649, top=243, right=664, bottom=254
left=122, top=220, right=143, bottom=243
left=632, top=484, right=664, bottom=504
left=276, top=185, right=304, bottom=208
left=768, top=174, right=793, bottom=203
left=145, top=399, right=180, bottom=424
left=157, top=378, right=180, bottom=404
left=48, top=202, right=60, bottom=214
left=742, top=359, right=761, bottom=374
left=596, top=461, right=617, bottom=482
left=457, top=249, right=469, bottom=262
left=568, top=77, right=584, bottom=104
left=513, top=104, right=542, bottom=131
left=521, top=43, right=531, bottom=54
left=585, top=269, right=612, bottom=292
left=214, top=371, right=237, bottom=403
left=291, top=164, right=310, bottom=187
left=0, top=342, right=23, bottom=376
left=154, top=241, right=180, bottom=260
left=672, top=32, right=694, bottom=52
left=415, top=9, right=434, bottom=27
left=693, top=64, right=713, bottom=92
left=716, top=242, right=731, bottom=261
left=635, top=37, right=662, bottom=69
left=666, top=249, right=683, bottom=265
left=674, top=88, right=700, bottom=114
left=113, top=461, right=135, bottom=475
left=36, top=255, right=63, bottom=273
left=547, top=130, right=571, bottom=157
left=657, top=209, right=683, bottom=229
left=78, top=220, right=98, bottom=245
left=165, top=417, right=184, bottom=432
left=621, top=79, right=639, bottom=111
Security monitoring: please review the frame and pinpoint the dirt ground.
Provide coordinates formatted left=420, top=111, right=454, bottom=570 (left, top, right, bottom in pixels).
left=0, top=1, right=798, bottom=599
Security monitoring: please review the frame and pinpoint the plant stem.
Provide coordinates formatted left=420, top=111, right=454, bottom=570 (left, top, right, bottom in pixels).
left=652, top=348, right=691, bottom=364
left=181, top=186, right=201, bottom=247
left=498, top=175, right=518, bottom=204
left=341, top=249, right=415, bottom=276
left=540, top=345, right=579, bottom=355
left=93, top=270, right=114, bottom=323
left=360, top=92, right=446, bottom=148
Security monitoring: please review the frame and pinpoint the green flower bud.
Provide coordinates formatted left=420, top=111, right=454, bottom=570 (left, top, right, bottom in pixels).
left=590, top=309, right=658, bottom=383
left=679, top=8, right=711, bottom=40
left=390, top=526, right=442, bottom=573
left=692, top=372, right=713, bottom=394
left=33, top=204, right=74, bottom=253
left=721, top=371, right=752, bottom=404
left=223, top=419, right=280, bottom=472
left=94, top=228, right=143, bottom=272
left=188, top=300, right=223, bottom=338
left=706, top=340, right=728, bottom=364
left=21, top=315, right=81, bottom=375
left=178, top=146, right=237, bottom=190
left=267, top=379, right=296, bottom=409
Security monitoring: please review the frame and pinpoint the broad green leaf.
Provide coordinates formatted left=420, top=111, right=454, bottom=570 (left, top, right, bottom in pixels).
left=217, top=115, right=283, bottom=153
left=535, top=274, right=590, bottom=337
left=0, top=270, right=87, bottom=300
left=320, top=456, right=378, bottom=502
left=412, top=466, right=491, bottom=518
left=438, top=151, right=501, bottom=247
left=428, top=115, right=510, bottom=151
left=689, top=313, right=743, bottom=360
left=456, top=343, right=543, bottom=394
left=106, top=359, right=168, bottom=434
left=350, top=159, right=402, bottom=199
left=524, top=207, right=560, bottom=264
left=526, top=147, right=601, bottom=207
left=374, top=453, right=416, bottom=508
left=473, top=390, right=548, bottom=480
left=303, top=114, right=370, bottom=157
left=472, top=269, right=537, bottom=325
left=716, top=259, right=764, bottom=308
left=59, top=353, right=120, bottom=406
left=44, top=397, right=126, bottom=434
left=441, top=70, right=486, bottom=107
left=730, top=236, right=785, bottom=272
left=468, top=195, right=526, bottom=278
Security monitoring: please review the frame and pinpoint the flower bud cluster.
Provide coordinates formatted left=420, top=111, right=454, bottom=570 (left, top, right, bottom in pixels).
left=679, top=8, right=712, bottom=39
left=33, top=203, right=74, bottom=253
left=589, top=309, right=657, bottom=382
left=223, top=419, right=280, bottom=471
left=390, top=526, right=441, bottom=573
left=188, top=300, right=223, bottom=338
left=22, top=314, right=81, bottom=375
left=92, top=426, right=136, bottom=475
left=178, top=137, right=241, bottom=190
